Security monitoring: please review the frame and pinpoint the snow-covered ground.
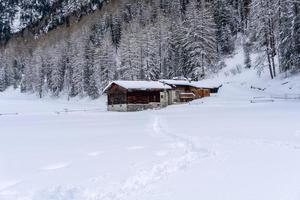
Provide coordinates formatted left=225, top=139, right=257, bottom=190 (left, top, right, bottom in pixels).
left=1, top=60, right=300, bottom=200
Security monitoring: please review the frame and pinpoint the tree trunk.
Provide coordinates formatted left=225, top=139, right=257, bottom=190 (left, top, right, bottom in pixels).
left=266, top=48, right=274, bottom=79
left=271, top=53, right=276, bottom=77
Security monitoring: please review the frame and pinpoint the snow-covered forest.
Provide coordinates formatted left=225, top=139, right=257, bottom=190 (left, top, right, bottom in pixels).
left=0, top=0, right=299, bottom=98
left=1, top=1, right=300, bottom=199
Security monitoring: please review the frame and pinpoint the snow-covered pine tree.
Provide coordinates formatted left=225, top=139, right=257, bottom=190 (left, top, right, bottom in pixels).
left=147, top=39, right=161, bottom=80
left=181, top=0, right=218, bottom=79
left=250, top=0, right=277, bottom=79
left=49, top=48, right=64, bottom=97
left=0, top=65, right=6, bottom=92
left=63, top=61, right=73, bottom=101
left=212, top=0, right=236, bottom=55
left=0, top=0, right=13, bottom=43
left=237, top=0, right=252, bottom=32
left=97, top=32, right=116, bottom=91
left=21, top=55, right=35, bottom=93
left=166, top=17, right=185, bottom=79
left=140, top=25, right=159, bottom=80
left=0, top=50, right=15, bottom=89
left=146, top=13, right=170, bottom=80
left=276, top=0, right=294, bottom=72
left=110, top=14, right=122, bottom=50
left=83, top=39, right=99, bottom=99
left=243, top=38, right=252, bottom=68
left=292, top=2, right=300, bottom=71
left=12, top=60, right=22, bottom=89
left=118, top=20, right=140, bottom=80
left=31, top=49, right=45, bottom=98
left=3, top=65, right=12, bottom=90
left=68, top=34, right=86, bottom=97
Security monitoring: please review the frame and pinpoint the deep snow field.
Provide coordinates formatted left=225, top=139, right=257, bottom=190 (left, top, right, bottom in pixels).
left=1, top=58, right=300, bottom=200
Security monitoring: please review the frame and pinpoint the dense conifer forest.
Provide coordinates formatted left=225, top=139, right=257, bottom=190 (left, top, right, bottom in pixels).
left=0, top=0, right=299, bottom=98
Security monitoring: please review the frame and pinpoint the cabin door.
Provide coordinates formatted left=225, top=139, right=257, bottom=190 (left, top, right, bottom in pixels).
left=160, top=91, right=168, bottom=107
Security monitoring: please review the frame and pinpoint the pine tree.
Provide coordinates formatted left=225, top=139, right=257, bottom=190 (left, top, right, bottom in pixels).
left=12, top=60, right=22, bottom=89
left=22, top=57, right=34, bottom=93
left=292, top=2, right=300, bottom=71
left=276, top=0, right=294, bottom=72
left=212, top=0, right=236, bottom=55
left=44, top=45, right=64, bottom=97
left=93, top=32, right=116, bottom=93
left=68, top=34, right=86, bottom=97
left=118, top=20, right=140, bottom=80
left=100, top=36, right=116, bottom=89
left=83, top=42, right=93, bottom=95
left=250, top=0, right=277, bottom=79
left=110, top=14, right=122, bottom=50
left=181, top=0, right=218, bottom=79
left=167, top=19, right=185, bottom=78
left=243, top=39, right=252, bottom=68
left=0, top=66, right=6, bottom=92
left=31, top=49, right=45, bottom=98
left=144, top=20, right=164, bottom=80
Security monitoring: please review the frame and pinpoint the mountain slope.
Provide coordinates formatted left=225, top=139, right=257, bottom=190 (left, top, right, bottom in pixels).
left=1, top=0, right=106, bottom=43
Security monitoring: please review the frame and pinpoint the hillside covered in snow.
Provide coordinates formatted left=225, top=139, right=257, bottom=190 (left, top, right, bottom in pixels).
left=1, top=0, right=300, bottom=199
left=0, top=0, right=299, bottom=99
left=1, top=61, right=300, bottom=200
left=0, top=0, right=106, bottom=42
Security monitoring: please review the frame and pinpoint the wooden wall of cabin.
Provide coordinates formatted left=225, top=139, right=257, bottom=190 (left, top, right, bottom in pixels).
left=127, top=91, right=160, bottom=104
left=193, top=88, right=210, bottom=98
left=107, top=85, right=127, bottom=105
left=173, top=86, right=211, bottom=98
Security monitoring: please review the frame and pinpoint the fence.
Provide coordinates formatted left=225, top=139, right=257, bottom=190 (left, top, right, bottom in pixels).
left=251, top=93, right=300, bottom=103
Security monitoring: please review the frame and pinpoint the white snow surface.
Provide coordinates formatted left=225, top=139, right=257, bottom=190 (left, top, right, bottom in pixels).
left=1, top=55, right=300, bottom=199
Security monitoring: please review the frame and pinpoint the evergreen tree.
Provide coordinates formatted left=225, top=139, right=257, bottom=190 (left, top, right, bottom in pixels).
left=181, top=0, right=218, bottom=79
left=292, top=2, right=300, bottom=71
left=0, top=66, right=6, bottom=92
left=12, top=60, right=22, bottom=89
left=276, top=0, right=294, bottom=72
left=99, top=36, right=116, bottom=90
left=212, top=0, right=236, bottom=55
left=69, top=47, right=85, bottom=97
left=118, top=21, right=140, bottom=80
left=243, top=39, right=252, bottom=68
left=22, top=57, right=34, bottom=93
left=250, top=0, right=277, bottom=79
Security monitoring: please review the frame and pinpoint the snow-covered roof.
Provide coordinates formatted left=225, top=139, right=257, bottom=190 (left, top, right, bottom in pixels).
left=159, top=79, right=221, bottom=89
left=191, top=81, right=222, bottom=89
left=104, top=81, right=172, bottom=92
left=159, top=80, right=194, bottom=87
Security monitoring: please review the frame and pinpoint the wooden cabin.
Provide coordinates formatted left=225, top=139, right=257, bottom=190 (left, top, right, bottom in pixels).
left=103, top=81, right=171, bottom=112
left=159, top=80, right=211, bottom=103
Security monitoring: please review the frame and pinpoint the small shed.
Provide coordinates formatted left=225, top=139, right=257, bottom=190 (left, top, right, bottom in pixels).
left=159, top=80, right=211, bottom=104
left=192, top=82, right=223, bottom=94
left=179, top=92, right=196, bottom=102
left=103, top=81, right=171, bottom=112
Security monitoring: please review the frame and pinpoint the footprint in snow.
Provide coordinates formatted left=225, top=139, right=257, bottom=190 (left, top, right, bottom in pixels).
left=40, top=162, right=70, bottom=171
left=126, top=146, right=146, bottom=150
